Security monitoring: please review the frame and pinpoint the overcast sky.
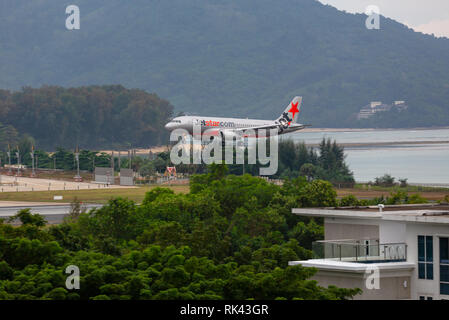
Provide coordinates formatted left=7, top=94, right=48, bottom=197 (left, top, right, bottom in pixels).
left=319, top=0, right=449, bottom=37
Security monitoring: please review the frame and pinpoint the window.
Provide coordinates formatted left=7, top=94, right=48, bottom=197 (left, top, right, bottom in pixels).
left=365, top=240, right=370, bottom=256
left=418, top=235, right=433, bottom=280
left=440, top=238, right=449, bottom=295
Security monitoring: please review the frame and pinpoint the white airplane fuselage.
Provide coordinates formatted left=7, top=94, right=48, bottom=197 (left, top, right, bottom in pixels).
left=165, top=116, right=305, bottom=135
left=164, top=96, right=308, bottom=138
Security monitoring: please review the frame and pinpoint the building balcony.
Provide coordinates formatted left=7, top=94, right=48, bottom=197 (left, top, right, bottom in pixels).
left=312, top=239, right=407, bottom=263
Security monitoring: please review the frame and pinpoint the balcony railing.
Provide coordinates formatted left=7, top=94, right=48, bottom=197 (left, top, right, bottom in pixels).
left=312, top=239, right=407, bottom=263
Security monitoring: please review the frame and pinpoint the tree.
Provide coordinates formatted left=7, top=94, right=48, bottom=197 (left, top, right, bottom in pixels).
left=299, top=163, right=317, bottom=182
left=374, top=174, right=396, bottom=187
left=142, top=187, right=175, bottom=205
left=399, top=178, right=408, bottom=188
left=139, top=162, right=156, bottom=178
left=339, top=195, right=361, bottom=207
left=85, top=198, right=140, bottom=241
left=298, top=180, right=338, bottom=207
left=8, top=209, right=47, bottom=227
left=0, top=86, right=173, bottom=149
left=0, top=168, right=362, bottom=301
left=0, top=123, right=19, bottom=151
left=66, top=197, right=87, bottom=222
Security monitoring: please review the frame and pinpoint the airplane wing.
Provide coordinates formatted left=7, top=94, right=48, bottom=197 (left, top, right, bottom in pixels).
left=290, top=124, right=312, bottom=131
left=231, top=123, right=311, bottom=133
left=217, top=124, right=310, bottom=140
left=235, top=123, right=283, bottom=132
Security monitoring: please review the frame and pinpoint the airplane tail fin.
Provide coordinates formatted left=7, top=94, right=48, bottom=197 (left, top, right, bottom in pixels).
left=276, top=96, right=302, bottom=124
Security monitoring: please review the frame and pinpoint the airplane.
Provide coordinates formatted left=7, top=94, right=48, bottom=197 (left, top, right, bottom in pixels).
left=164, top=96, right=309, bottom=142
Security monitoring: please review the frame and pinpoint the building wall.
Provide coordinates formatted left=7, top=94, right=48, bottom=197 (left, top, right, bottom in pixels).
left=312, top=271, right=411, bottom=300
left=380, top=221, right=406, bottom=244
left=405, top=223, right=449, bottom=300
left=120, top=169, right=134, bottom=186
left=94, top=167, right=114, bottom=184
left=305, top=213, right=449, bottom=300
left=324, top=218, right=379, bottom=241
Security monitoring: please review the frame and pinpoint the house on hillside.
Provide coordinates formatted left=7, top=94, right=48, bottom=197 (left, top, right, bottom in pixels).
left=357, top=101, right=408, bottom=120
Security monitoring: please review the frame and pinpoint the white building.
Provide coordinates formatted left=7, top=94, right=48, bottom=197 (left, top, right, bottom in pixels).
left=357, top=101, right=391, bottom=120
left=289, top=203, right=449, bottom=300
left=356, top=101, right=407, bottom=120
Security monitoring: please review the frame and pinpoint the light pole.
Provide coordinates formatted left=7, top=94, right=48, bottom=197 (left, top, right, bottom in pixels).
left=15, top=147, right=20, bottom=177
left=92, top=153, right=95, bottom=181
left=111, top=151, right=114, bottom=185
left=7, top=145, right=11, bottom=176
left=30, top=145, right=36, bottom=177
left=118, top=151, right=121, bottom=169
left=74, top=146, right=82, bottom=182
left=111, top=151, right=114, bottom=170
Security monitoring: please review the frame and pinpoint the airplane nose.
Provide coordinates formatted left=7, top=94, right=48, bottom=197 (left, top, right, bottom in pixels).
left=165, top=123, right=172, bottom=130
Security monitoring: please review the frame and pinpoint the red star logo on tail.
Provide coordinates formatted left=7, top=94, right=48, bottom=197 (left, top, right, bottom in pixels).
left=287, top=101, right=299, bottom=125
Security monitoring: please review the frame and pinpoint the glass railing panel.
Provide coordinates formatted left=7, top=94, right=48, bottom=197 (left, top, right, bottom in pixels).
left=311, top=241, right=406, bottom=263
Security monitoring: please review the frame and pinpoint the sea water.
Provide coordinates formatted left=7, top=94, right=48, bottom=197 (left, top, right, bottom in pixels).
left=289, top=129, right=449, bottom=184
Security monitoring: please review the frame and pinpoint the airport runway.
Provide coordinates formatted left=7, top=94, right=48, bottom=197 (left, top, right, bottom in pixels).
left=0, top=175, right=134, bottom=192
left=0, top=202, right=103, bottom=225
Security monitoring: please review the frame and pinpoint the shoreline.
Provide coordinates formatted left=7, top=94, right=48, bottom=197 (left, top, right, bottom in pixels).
left=98, top=127, right=449, bottom=155
left=304, top=140, right=449, bottom=148
left=300, top=126, right=449, bottom=133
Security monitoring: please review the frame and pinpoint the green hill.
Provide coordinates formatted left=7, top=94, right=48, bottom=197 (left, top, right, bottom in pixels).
left=0, top=86, right=173, bottom=149
left=1, top=0, right=449, bottom=128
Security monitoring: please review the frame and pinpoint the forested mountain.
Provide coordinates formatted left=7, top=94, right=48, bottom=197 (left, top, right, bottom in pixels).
left=0, top=86, right=173, bottom=150
left=1, top=0, right=449, bottom=127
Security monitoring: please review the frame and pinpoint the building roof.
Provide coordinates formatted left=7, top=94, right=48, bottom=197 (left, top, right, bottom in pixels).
left=289, top=259, right=416, bottom=272
left=292, top=203, right=449, bottom=224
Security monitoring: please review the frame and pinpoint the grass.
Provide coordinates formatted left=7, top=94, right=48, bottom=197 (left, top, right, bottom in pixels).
left=0, top=185, right=190, bottom=204
left=354, top=183, right=449, bottom=193
left=0, top=181, right=447, bottom=204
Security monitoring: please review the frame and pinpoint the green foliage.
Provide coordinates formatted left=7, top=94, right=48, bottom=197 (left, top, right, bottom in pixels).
left=299, top=163, right=317, bottom=182
left=385, top=191, right=428, bottom=205
left=407, top=194, right=428, bottom=204
left=0, top=123, right=19, bottom=151
left=0, top=166, right=363, bottom=300
left=358, top=190, right=428, bottom=206
left=83, top=198, right=141, bottom=242
left=139, top=162, right=156, bottom=178
left=338, top=195, right=360, bottom=207
left=297, top=180, right=338, bottom=208
left=274, top=139, right=354, bottom=184
left=0, top=86, right=173, bottom=149
left=374, top=174, right=396, bottom=187
left=8, top=209, right=47, bottom=227
left=142, top=187, right=175, bottom=205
